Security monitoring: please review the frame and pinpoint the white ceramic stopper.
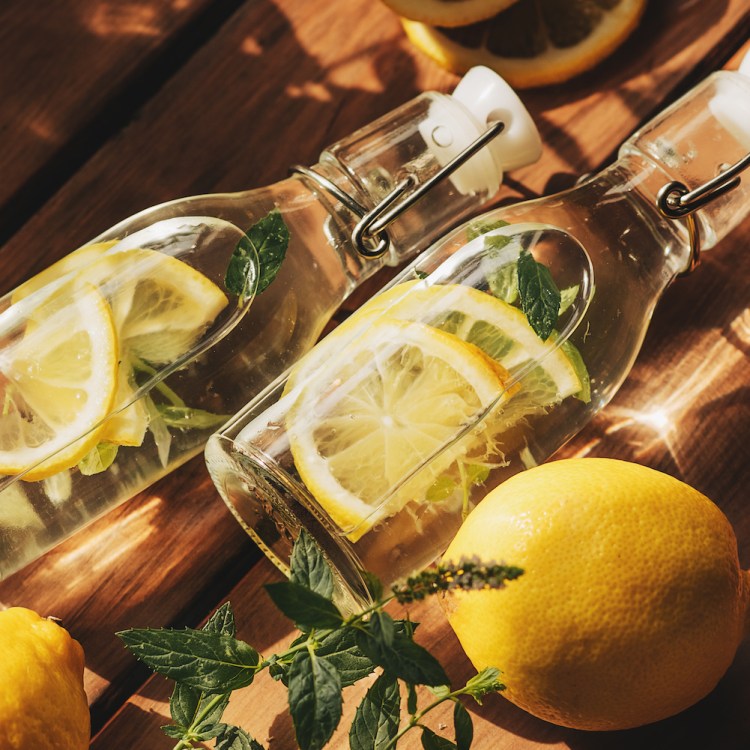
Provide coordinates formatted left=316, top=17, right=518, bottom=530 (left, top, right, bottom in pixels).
left=420, top=66, right=542, bottom=196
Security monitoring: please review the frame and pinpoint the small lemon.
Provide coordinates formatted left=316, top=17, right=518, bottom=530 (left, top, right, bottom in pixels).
left=443, top=458, right=750, bottom=730
left=0, top=607, right=90, bottom=749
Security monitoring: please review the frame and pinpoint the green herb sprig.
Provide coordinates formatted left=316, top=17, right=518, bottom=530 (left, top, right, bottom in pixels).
left=118, top=531, right=521, bottom=749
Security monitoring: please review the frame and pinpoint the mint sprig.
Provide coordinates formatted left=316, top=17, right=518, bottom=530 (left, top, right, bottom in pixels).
left=117, top=530, right=521, bottom=749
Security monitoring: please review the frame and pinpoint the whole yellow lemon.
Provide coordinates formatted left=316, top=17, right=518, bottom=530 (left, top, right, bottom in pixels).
left=442, top=458, right=750, bottom=730
left=0, top=607, right=90, bottom=749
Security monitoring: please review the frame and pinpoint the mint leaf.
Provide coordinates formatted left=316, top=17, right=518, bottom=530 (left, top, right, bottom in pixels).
left=117, top=628, right=259, bottom=692
left=169, top=684, right=229, bottom=733
left=407, top=682, right=418, bottom=715
left=155, top=404, right=229, bottom=431
left=467, top=218, right=509, bottom=241
left=216, top=724, right=265, bottom=750
left=559, top=284, right=579, bottom=316
left=264, top=581, right=343, bottom=631
left=193, top=722, right=229, bottom=740
left=289, top=529, right=334, bottom=599
left=162, top=724, right=187, bottom=739
left=483, top=233, right=512, bottom=253
left=78, top=442, right=118, bottom=475
left=361, top=570, right=384, bottom=602
left=349, top=673, right=401, bottom=750
left=421, top=727, right=457, bottom=750
left=226, top=209, right=290, bottom=297
left=453, top=702, right=473, bottom=750
left=368, top=610, right=395, bottom=648
left=203, top=602, right=236, bottom=636
left=487, top=261, right=518, bottom=304
left=288, top=651, right=343, bottom=750
left=517, top=249, right=561, bottom=341
left=355, top=615, right=449, bottom=687
left=315, top=628, right=375, bottom=687
left=166, top=604, right=236, bottom=741
left=463, top=667, right=505, bottom=704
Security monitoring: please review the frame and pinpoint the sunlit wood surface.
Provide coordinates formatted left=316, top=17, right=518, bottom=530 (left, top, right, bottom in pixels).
left=0, top=0, right=749, bottom=747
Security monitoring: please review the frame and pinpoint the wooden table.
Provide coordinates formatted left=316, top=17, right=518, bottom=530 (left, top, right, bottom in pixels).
left=1, top=1, right=749, bottom=747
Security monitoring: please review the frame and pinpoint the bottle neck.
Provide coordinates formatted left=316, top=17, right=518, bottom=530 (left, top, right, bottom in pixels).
left=619, top=70, right=750, bottom=252
left=594, top=152, right=694, bottom=286
left=298, top=153, right=496, bottom=286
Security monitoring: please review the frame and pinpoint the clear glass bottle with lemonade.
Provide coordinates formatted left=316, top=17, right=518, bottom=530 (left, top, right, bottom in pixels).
left=206, top=63, right=750, bottom=608
left=0, top=68, right=540, bottom=577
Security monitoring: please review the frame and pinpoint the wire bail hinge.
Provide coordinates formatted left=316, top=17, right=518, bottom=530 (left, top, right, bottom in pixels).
left=657, top=150, right=750, bottom=276
left=291, top=120, right=506, bottom=259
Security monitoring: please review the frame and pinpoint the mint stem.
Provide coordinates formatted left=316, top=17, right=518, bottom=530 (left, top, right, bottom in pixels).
left=380, top=687, right=465, bottom=750
left=132, top=357, right=186, bottom=407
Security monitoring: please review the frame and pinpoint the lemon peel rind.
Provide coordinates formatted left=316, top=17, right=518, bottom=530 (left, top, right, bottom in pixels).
left=382, top=0, right=520, bottom=27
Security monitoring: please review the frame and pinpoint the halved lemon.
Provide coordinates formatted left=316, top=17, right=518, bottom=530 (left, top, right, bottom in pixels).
left=381, top=0, right=519, bottom=27
left=402, top=0, right=647, bottom=88
left=0, top=283, right=118, bottom=481
left=287, top=318, right=516, bottom=541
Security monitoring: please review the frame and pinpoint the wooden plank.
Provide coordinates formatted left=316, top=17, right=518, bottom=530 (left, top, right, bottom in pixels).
left=0, top=0, right=748, bottom=740
left=0, top=0, right=245, bottom=243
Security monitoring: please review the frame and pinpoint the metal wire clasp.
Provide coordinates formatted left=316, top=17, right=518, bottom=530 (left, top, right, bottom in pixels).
left=657, top=151, right=750, bottom=276
left=291, top=120, right=505, bottom=259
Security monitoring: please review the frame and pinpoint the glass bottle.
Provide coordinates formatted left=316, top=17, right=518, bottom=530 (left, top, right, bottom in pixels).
left=206, top=62, right=750, bottom=610
left=0, top=68, right=543, bottom=578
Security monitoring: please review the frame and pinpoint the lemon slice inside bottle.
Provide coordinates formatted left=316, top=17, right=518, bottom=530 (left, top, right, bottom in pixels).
left=287, top=319, right=516, bottom=542
left=402, top=0, right=647, bottom=88
left=11, top=244, right=229, bottom=449
left=10, top=241, right=119, bottom=304
left=0, top=283, right=118, bottom=481
left=290, top=281, right=586, bottom=403
left=381, top=0, right=519, bottom=27
left=85, top=248, right=229, bottom=447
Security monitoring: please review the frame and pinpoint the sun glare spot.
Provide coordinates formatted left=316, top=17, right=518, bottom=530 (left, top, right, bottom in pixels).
left=241, top=36, right=263, bottom=56
left=86, top=4, right=162, bottom=37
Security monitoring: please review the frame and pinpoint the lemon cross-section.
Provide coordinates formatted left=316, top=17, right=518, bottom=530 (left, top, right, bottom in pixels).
left=403, top=0, right=647, bottom=88
left=84, top=248, right=229, bottom=447
left=287, top=319, right=515, bottom=542
left=0, top=283, right=118, bottom=481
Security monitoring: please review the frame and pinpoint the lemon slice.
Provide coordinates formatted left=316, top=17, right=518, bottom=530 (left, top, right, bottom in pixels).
left=12, top=244, right=229, bottom=449
left=287, top=319, right=515, bottom=541
left=100, top=367, right=149, bottom=447
left=291, top=281, right=585, bottom=401
left=85, top=248, right=229, bottom=365
left=0, top=283, right=118, bottom=481
left=402, top=0, right=647, bottom=88
left=11, top=241, right=118, bottom=303
left=381, top=0, right=519, bottom=27
left=84, top=248, right=229, bottom=446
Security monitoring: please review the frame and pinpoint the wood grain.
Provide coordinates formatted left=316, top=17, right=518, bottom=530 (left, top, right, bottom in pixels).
left=0, top=0, right=748, bottom=744
left=0, top=0, right=248, bottom=245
